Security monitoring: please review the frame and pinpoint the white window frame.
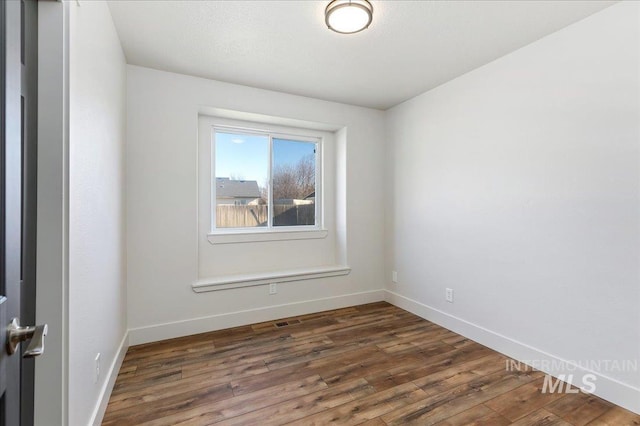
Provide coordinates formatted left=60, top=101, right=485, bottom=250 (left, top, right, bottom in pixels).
left=205, top=119, right=328, bottom=244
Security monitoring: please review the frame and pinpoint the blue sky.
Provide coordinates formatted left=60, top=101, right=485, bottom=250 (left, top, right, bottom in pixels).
left=215, top=132, right=316, bottom=185
left=273, top=138, right=316, bottom=170
left=215, top=132, right=269, bottom=183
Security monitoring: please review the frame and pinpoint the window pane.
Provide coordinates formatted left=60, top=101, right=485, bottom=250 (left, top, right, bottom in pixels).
left=272, top=138, right=316, bottom=227
left=215, top=132, right=269, bottom=228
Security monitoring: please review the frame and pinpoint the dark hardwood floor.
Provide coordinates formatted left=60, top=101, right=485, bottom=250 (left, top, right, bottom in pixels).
left=103, top=302, right=640, bottom=425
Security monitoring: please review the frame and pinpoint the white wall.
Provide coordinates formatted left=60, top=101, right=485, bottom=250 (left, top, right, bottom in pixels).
left=68, top=2, right=128, bottom=425
left=386, top=1, right=640, bottom=412
left=36, top=3, right=69, bottom=424
left=126, top=66, right=386, bottom=343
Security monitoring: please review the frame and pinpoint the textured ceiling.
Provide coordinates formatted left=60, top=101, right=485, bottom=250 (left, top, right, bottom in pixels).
left=107, top=1, right=615, bottom=110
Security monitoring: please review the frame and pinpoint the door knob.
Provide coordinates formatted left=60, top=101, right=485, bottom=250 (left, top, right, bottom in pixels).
left=6, top=318, right=48, bottom=357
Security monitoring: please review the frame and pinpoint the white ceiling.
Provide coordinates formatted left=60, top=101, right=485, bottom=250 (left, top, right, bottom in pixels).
left=107, top=1, right=615, bottom=110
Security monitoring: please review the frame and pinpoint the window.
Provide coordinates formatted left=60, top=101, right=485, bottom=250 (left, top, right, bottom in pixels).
left=212, top=127, right=321, bottom=232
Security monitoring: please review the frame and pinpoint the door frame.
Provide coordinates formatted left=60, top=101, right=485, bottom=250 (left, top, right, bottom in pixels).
left=34, top=1, right=69, bottom=424
left=1, top=0, right=23, bottom=423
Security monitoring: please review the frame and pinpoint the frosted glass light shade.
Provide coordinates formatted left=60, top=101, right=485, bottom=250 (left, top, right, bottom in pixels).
left=325, top=0, right=373, bottom=34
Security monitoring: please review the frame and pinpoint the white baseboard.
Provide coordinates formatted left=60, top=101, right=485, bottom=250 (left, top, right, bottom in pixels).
left=89, top=331, right=129, bottom=426
left=384, top=290, right=640, bottom=415
left=128, top=289, right=386, bottom=346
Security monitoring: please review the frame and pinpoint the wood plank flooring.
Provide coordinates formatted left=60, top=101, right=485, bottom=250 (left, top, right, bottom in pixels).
left=103, top=302, right=640, bottom=425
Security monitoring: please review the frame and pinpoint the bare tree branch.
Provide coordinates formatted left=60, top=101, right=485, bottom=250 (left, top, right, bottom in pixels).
left=273, top=154, right=315, bottom=201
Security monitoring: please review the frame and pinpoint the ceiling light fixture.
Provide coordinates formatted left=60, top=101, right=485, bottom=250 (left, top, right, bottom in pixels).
left=325, top=0, right=373, bottom=34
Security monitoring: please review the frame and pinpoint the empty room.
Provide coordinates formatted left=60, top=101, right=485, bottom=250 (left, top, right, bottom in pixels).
left=1, top=0, right=639, bottom=425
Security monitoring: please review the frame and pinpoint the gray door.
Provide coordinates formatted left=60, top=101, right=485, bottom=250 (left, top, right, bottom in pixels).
left=1, top=0, right=42, bottom=425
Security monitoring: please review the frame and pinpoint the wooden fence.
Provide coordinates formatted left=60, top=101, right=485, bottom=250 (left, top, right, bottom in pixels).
left=216, top=204, right=315, bottom=228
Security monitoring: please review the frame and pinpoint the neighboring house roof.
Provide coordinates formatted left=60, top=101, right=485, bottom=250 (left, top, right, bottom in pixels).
left=216, top=178, right=261, bottom=198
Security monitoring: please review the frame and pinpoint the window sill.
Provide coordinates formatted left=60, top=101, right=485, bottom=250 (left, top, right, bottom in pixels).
left=207, top=229, right=328, bottom=245
left=192, top=265, right=351, bottom=293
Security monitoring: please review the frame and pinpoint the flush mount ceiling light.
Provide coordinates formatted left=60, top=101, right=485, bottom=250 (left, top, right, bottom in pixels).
left=325, top=0, right=373, bottom=34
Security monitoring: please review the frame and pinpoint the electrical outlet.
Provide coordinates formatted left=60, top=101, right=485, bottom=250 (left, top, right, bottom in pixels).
left=269, top=283, right=277, bottom=295
left=445, top=288, right=454, bottom=303
left=392, top=271, right=398, bottom=283
left=95, top=353, right=101, bottom=383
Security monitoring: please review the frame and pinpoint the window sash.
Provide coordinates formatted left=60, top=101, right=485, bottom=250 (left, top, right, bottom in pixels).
left=211, top=126, right=321, bottom=233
